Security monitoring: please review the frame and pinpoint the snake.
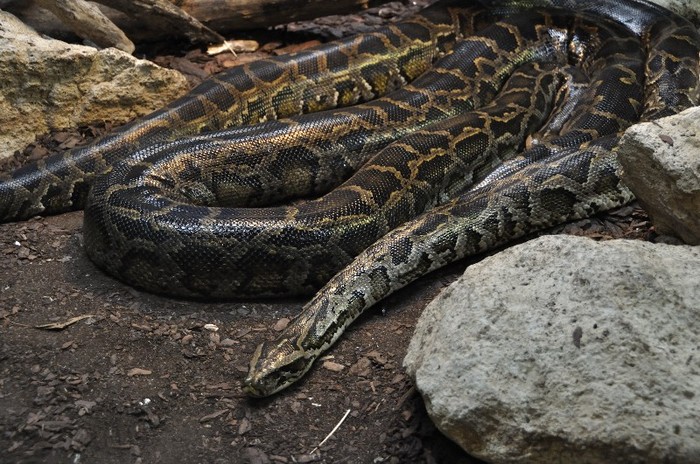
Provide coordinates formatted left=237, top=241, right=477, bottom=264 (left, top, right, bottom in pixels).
left=0, top=0, right=698, bottom=397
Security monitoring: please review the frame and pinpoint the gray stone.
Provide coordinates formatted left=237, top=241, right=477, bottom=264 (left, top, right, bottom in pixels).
left=648, top=0, right=700, bottom=25
left=404, top=235, right=700, bottom=464
left=618, top=106, right=700, bottom=245
left=0, top=10, right=189, bottom=159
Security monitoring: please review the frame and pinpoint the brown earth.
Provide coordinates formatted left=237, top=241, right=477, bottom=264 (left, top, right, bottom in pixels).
left=0, top=208, right=485, bottom=464
left=0, top=2, right=661, bottom=463
left=0, top=168, right=656, bottom=464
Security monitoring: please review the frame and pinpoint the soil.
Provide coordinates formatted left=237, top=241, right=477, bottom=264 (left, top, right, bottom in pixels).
left=0, top=2, right=662, bottom=463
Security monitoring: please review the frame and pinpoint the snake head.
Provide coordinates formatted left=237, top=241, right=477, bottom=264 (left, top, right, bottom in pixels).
left=243, top=296, right=346, bottom=396
left=242, top=336, right=317, bottom=397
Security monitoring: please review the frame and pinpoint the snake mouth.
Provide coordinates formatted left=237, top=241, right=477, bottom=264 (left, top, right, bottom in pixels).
left=242, top=365, right=306, bottom=398
left=240, top=379, right=269, bottom=398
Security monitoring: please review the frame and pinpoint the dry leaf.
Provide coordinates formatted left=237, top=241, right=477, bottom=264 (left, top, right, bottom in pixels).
left=61, top=340, right=75, bottom=350
left=35, top=314, right=95, bottom=330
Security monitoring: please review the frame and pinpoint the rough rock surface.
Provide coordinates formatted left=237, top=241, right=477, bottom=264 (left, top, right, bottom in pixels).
left=649, top=0, right=700, bottom=25
left=0, top=10, right=189, bottom=159
left=404, top=235, right=700, bottom=464
left=618, top=106, right=700, bottom=245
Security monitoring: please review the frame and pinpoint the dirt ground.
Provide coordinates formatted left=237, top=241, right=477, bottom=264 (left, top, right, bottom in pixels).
left=0, top=208, right=488, bottom=464
left=0, top=2, right=660, bottom=463
left=0, top=191, right=655, bottom=464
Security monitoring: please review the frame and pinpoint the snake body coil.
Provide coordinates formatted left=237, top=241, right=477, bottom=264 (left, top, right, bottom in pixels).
left=1, top=0, right=698, bottom=396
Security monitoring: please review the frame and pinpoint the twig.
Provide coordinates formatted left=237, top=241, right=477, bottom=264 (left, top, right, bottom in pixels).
left=310, top=408, right=351, bottom=454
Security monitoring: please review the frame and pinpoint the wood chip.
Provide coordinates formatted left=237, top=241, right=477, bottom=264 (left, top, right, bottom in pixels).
left=366, top=350, right=388, bottom=365
left=127, top=368, right=152, bottom=377
left=348, top=357, right=372, bottom=377
left=199, top=409, right=228, bottom=423
left=238, top=417, right=252, bottom=435
left=273, top=40, right=322, bottom=55
left=207, top=39, right=259, bottom=54
left=219, top=338, right=236, bottom=347
left=322, top=360, right=345, bottom=372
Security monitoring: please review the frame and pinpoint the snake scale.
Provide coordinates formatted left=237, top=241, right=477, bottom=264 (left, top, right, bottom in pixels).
left=0, top=0, right=698, bottom=396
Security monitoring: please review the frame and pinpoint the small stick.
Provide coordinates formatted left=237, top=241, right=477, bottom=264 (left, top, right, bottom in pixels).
left=310, top=408, right=351, bottom=454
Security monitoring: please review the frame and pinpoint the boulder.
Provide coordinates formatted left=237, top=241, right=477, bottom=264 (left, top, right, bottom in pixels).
left=404, top=235, right=700, bottom=464
left=0, top=10, right=189, bottom=159
left=648, top=0, right=700, bottom=24
left=618, top=106, right=700, bottom=245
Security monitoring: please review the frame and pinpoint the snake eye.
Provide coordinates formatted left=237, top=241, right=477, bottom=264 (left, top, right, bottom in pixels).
left=278, top=357, right=310, bottom=379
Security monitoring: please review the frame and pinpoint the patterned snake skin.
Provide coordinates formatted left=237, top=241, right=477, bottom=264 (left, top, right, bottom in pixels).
left=1, top=0, right=698, bottom=396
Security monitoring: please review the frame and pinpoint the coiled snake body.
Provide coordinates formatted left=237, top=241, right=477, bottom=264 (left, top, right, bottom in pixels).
left=1, top=0, right=698, bottom=396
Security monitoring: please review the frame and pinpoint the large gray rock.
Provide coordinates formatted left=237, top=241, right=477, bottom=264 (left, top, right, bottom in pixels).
left=618, top=106, right=700, bottom=245
left=0, top=10, right=189, bottom=159
left=648, top=0, right=700, bottom=25
left=404, top=235, right=700, bottom=464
